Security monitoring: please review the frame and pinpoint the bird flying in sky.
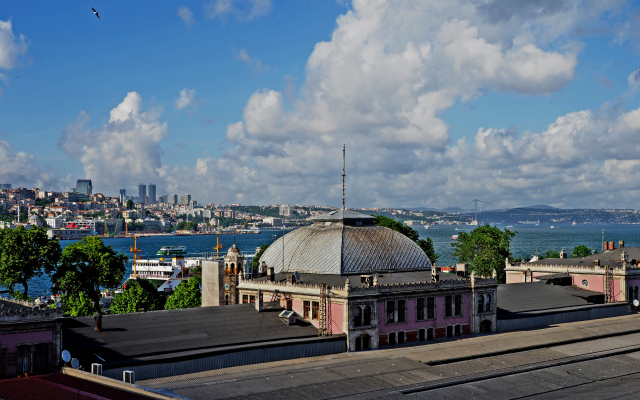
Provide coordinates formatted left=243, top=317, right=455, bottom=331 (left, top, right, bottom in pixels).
left=92, top=8, right=100, bottom=19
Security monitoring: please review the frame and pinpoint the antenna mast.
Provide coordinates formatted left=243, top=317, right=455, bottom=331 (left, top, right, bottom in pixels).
left=342, top=144, right=346, bottom=210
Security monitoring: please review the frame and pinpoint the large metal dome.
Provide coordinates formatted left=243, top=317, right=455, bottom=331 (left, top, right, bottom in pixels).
left=259, top=210, right=432, bottom=275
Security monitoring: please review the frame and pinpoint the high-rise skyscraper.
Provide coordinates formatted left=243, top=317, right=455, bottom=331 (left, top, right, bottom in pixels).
left=179, top=194, right=192, bottom=205
left=138, top=184, right=146, bottom=204
left=148, top=183, right=156, bottom=204
left=76, top=179, right=93, bottom=195
left=0, top=184, right=11, bottom=190
left=169, top=194, right=178, bottom=205
left=119, top=189, right=126, bottom=203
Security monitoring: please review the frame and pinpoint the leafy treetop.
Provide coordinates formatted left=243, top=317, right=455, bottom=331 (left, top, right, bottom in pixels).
left=451, top=224, right=516, bottom=283
left=0, top=226, right=61, bottom=299
left=52, top=236, right=127, bottom=315
left=165, top=275, right=201, bottom=310
left=110, top=279, right=165, bottom=314
left=571, top=245, right=596, bottom=258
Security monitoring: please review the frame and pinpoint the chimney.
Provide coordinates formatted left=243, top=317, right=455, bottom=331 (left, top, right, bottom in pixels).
left=619, top=240, right=625, bottom=248
left=255, top=290, right=263, bottom=312
left=287, top=274, right=296, bottom=284
left=560, top=249, right=567, bottom=259
left=622, top=251, right=628, bottom=262
left=456, top=263, right=467, bottom=277
left=267, top=267, right=275, bottom=282
left=609, top=241, right=615, bottom=251
left=593, top=259, right=600, bottom=267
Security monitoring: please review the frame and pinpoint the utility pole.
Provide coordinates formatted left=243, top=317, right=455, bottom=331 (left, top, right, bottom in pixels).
left=602, top=229, right=605, bottom=252
left=342, top=144, right=346, bottom=210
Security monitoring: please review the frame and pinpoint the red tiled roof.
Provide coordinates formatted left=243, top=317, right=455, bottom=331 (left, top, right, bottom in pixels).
left=0, top=374, right=153, bottom=400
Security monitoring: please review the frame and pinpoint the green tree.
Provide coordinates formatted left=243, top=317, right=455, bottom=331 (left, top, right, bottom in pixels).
left=252, top=244, right=270, bottom=268
left=0, top=226, right=61, bottom=299
left=451, top=225, right=516, bottom=283
left=539, top=249, right=560, bottom=260
left=165, top=276, right=201, bottom=310
left=372, top=215, right=439, bottom=264
left=126, top=199, right=134, bottom=209
left=571, top=245, right=595, bottom=258
left=62, top=292, right=94, bottom=317
left=110, top=279, right=164, bottom=314
left=52, top=237, right=127, bottom=315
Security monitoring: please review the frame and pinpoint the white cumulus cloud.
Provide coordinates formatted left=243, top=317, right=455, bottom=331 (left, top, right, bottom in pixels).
left=178, top=6, right=196, bottom=27
left=174, top=88, right=200, bottom=113
left=204, top=0, right=272, bottom=21
left=0, top=19, right=27, bottom=82
left=233, top=49, right=271, bottom=73
left=0, top=138, right=69, bottom=191
left=169, top=0, right=639, bottom=209
left=59, top=92, right=168, bottom=195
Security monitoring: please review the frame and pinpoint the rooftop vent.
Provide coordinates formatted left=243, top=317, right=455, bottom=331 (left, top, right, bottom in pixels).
left=123, top=370, right=135, bottom=384
left=560, top=249, right=567, bottom=259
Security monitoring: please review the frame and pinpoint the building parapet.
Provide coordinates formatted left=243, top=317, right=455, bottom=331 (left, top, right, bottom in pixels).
left=239, top=274, right=497, bottom=297
left=507, top=261, right=639, bottom=275
left=0, top=306, right=64, bottom=323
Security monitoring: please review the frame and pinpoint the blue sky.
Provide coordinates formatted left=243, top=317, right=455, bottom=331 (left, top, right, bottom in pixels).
left=1, top=1, right=640, bottom=209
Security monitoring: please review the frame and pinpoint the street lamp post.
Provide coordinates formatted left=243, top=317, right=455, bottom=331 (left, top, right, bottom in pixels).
left=602, top=229, right=605, bottom=252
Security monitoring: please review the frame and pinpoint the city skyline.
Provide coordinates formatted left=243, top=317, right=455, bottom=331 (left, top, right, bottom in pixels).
left=1, top=1, right=640, bottom=209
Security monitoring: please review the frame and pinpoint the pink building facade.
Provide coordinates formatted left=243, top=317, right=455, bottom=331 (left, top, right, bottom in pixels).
left=0, top=299, right=64, bottom=377
left=506, top=243, right=640, bottom=305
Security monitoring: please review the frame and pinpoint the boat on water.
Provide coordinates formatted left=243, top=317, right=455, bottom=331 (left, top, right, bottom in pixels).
left=506, top=225, right=513, bottom=228
left=157, top=245, right=187, bottom=256
left=237, top=228, right=261, bottom=234
left=117, top=255, right=201, bottom=294
left=572, top=220, right=577, bottom=225
left=451, top=234, right=459, bottom=240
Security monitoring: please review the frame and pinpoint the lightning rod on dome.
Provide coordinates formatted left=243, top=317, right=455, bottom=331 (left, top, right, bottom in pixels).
left=342, top=144, right=346, bottom=210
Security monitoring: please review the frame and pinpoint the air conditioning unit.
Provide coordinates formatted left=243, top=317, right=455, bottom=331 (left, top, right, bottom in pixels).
left=91, top=363, right=102, bottom=376
left=123, top=370, right=135, bottom=384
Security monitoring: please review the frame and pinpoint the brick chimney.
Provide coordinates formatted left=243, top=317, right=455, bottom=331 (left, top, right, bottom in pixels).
left=619, top=240, right=625, bottom=248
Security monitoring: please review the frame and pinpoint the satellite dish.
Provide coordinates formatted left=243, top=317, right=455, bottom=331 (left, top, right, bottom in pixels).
left=294, top=271, right=301, bottom=281
left=71, top=358, right=80, bottom=369
left=62, top=350, right=71, bottom=363
left=634, top=300, right=639, bottom=307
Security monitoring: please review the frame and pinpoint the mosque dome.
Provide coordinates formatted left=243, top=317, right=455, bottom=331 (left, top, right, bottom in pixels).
left=259, top=210, right=432, bottom=275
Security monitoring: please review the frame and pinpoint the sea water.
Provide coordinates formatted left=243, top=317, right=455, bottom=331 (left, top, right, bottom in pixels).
left=7, top=224, right=640, bottom=297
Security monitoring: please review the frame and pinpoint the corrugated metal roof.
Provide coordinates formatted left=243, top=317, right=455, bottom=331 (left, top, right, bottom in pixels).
left=260, top=224, right=432, bottom=275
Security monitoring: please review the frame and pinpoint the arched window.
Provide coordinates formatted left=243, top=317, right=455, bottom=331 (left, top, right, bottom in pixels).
left=389, top=332, right=397, bottom=346
left=480, top=320, right=492, bottom=333
left=355, top=337, right=362, bottom=351
left=485, top=294, right=492, bottom=312
left=398, top=331, right=405, bottom=345
left=353, top=306, right=362, bottom=327
left=454, top=324, right=461, bottom=337
left=363, top=305, right=371, bottom=326
left=419, top=328, right=425, bottom=342
left=427, top=327, right=434, bottom=340
left=446, top=325, right=453, bottom=338
left=478, top=295, right=485, bottom=313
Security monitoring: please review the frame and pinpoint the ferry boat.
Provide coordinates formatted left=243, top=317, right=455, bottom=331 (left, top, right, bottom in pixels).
left=117, top=256, right=201, bottom=293
left=451, top=234, right=459, bottom=240
left=157, top=245, right=187, bottom=256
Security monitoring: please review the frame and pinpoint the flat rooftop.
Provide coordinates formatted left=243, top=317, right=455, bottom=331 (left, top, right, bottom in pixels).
left=497, top=281, right=604, bottom=316
left=64, top=303, right=318, bottom=368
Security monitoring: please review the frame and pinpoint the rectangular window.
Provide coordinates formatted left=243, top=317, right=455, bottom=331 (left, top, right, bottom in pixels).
left=303, top=301, right=311, bottom=319
left=444, top=295, right=452, bottom=317
left=416, top=298, right=425, bottom=321
left=249, top=295, right=256, bottom=304
left=312, top=301, right=319, bottom=319
left=243, top=295, right=249, bottom=304
left=34, top=343, right=48, bottom=372
left=386, top=300, right=395, bottom=324
left=397, top=300, right=406, bottom=322
left=485, top=294, right=491, bottom=312
left=17, top=345, right=30, bottom=374
left=427, top=297, right=435, bottom=319
left=454, top=294, right=462, bottom=316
